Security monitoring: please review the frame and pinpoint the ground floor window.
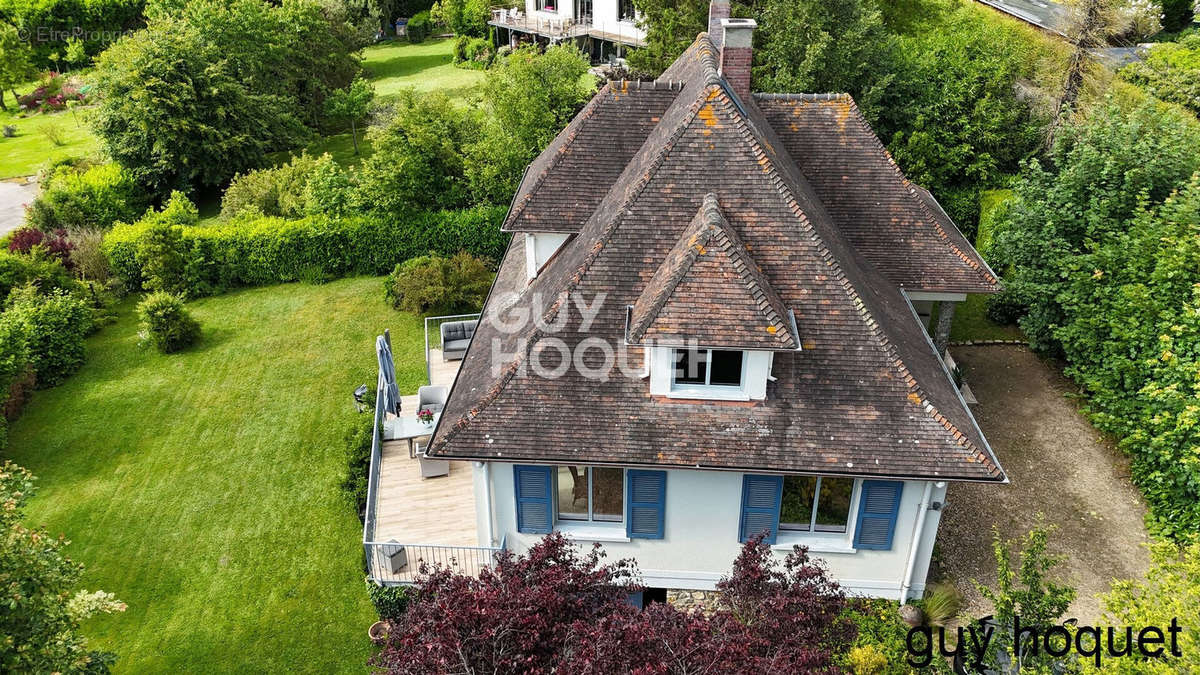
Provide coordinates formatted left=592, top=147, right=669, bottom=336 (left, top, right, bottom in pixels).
left=557, top=466, right=624, bottom=523
left=779, top=476, right=854, bottom=533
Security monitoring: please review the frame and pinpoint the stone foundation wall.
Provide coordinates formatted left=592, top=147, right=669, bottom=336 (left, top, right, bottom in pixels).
left=666, top=589, right=721, bottom=613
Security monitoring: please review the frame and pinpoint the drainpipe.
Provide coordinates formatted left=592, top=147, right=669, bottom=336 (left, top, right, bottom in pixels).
left=900, top=481, right=934, bottom=602
left=480, top=461, right=496, bottom=547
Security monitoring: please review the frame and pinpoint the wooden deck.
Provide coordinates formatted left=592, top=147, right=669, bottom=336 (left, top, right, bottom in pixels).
left=372, top=349, right=479, bottom=546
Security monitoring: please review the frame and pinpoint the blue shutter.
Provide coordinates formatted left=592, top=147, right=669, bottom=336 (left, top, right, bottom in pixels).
left=627, top=470, right=666, bottom=539
left=854, top=480, right=904, bottom=550
left=514, top=465, right=552, bottom=534
left=739, top=475, right=783, bottom=544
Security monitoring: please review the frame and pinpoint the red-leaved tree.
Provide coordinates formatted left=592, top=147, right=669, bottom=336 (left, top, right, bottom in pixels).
left=7, top=226, right=74, bottom=269
left=372, top=534, right=855, bottom=674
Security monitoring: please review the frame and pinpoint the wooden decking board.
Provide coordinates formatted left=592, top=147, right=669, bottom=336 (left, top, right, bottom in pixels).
left=373, top=349, right=478, bottom=546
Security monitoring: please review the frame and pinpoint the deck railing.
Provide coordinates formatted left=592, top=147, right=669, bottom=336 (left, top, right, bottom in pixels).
left=363, top=332, right=504, bottom=585
left=364, top=538, right=507, bottom=585
left=423, top=313, right=481, bottom=385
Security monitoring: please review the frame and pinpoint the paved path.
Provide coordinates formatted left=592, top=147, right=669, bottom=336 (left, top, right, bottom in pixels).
left=0, top=179, right=36, bottom=236
left=934, top=345, right=1151, bottom=623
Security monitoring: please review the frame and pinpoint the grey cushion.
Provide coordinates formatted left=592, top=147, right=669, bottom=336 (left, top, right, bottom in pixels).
left=444, top=338, right=472, bottom=353
left=417, top=385, right=448, bottom=413
left=440, top=320, right=477, bottom=343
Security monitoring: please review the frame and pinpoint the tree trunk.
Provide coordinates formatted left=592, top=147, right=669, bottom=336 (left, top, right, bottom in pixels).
left=351, top=119, right=359, bottom=155
left=1048, top=0, right=1107, bottom=148
left=0, top=89, right=7, bottom=112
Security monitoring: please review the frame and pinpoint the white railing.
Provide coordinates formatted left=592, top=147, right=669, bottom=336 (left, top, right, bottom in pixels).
left=364, top=538, right=507, bottom=585
left=423, top=313, right=481, bottom=385
left=363, top=332, right=504, bottom=586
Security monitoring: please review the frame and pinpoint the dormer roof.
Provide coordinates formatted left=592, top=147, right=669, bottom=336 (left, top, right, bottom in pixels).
left=627, top=194, right=798, bottom=350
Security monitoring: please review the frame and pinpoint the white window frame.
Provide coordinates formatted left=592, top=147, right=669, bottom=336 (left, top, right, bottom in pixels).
left=554, top=466, right=626, bottom=536
left=647, top=347, right=770, bottom=401
left=774, top=478, right=863, bottom=554
left=671, top=348, right=745, bottom=392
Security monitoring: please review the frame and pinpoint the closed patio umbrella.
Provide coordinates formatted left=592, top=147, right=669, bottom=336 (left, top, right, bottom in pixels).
left=376, top=334, right=401, bottom=415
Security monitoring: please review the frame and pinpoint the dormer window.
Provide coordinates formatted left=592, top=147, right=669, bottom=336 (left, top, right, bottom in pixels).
left=673, top=348, right=744, bottom=389
left=648, top=346, right=768, bottom=400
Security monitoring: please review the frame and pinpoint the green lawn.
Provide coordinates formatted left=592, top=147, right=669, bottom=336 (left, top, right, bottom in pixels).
left=0, top=106, right=101, bottom=179
left=362, top=38, right=485, bottom=103
left=3, top=277, right=428, bottom=672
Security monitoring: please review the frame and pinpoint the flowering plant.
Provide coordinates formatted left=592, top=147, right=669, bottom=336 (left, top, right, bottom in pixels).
left=417, top=408, right=435, bottom=423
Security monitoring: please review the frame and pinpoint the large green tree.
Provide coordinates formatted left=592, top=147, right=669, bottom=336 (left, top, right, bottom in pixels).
left=875, top=5, right=1049, bottom=232
left=0, top=25, right=34, bottom=112
left=0, top=0, right=145, bottom=68
left=752, top=0, right=897, bottom=121
left=467, top=44, right=593, bottom=203
left=355, top=90, right=479, bottom=212
left=90, top=0, right=360, bottom=195
left=627, top=0, right=707, bottom=76
left=0, top=461, right=126, bottom=672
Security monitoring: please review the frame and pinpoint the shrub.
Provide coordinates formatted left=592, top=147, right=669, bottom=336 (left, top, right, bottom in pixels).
left=0, top=285, right=92, bottom=388
left=847, top=644, right=889, bottom=674
left=0, top=250, right=79, bottom=305
left=303, top=154, right=353, bottom=218
left=0, top=318, right=32, bottom=423
left=104, top=205, right=507, bottom=298
left=221, top=154, right=320, bottom=221
left=921, top=582, right=962, bottom=627
left=132, top=192, right=197, bottom=296
left=137, top=292, right=200, bottom=353
left=355, top=90, right=478, bottom=213
left=383, top=251, right=493, bottom=315
left=1089, top=541, right=1200, bottom=674
left=17, top=72, right=86, bottom=112
left=67, top=228, right=112, bottom=284
left=841, top=598, right=954, bottom=674
left=374, top=534, right=856, bottom=672
left=1120, top=33, right=1200, bottom=118
left=7, top=227, right=73, bottom=268
left=342, top=406, right=375, bottom=518
left=407, top=10, right=432, bottom=42
left=25, top=162, right=148, bottom=232
left=0, top=461, right=125, bottom=671
left=367, top=583, right=410, bottom=621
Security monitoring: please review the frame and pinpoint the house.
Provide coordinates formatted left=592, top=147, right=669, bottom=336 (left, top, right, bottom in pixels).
left=488, top=0, right=646, bottom=62
left=364, top=0, right=1007, bottom=602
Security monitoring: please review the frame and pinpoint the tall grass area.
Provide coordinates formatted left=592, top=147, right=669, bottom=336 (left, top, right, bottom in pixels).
left=2, top=277, right=428, bottom=671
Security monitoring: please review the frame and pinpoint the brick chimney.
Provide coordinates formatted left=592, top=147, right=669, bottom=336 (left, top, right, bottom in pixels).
left=707, top=0, right=730, bottom=48
left=719, top=17, right=756, bottom=99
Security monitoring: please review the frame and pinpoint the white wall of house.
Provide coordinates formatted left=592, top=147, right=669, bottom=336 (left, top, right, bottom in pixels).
left=525, top=233, right=571, bottom=280
left=590, top=0, right=645, bottom=40
left=483, top=462, right=947, bottom=600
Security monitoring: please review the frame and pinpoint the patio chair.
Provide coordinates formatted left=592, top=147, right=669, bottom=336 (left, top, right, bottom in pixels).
left=440, top=320, right=478, bottom=361
left=416, top=385, right=448, bottom=414
left=415, top=442, right=450, bottom=478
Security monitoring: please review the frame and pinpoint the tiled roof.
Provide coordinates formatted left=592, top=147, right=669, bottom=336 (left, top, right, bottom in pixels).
left=425, top=34, right=1005, bottom=483
left=502, top=81, right=680, bottom=233
left=627, top=194, right=798, bottom=350
left=753, top=94, right=998, bottom=294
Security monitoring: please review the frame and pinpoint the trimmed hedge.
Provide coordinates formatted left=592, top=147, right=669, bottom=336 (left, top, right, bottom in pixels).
left=104, top=206, right=509, bottom=297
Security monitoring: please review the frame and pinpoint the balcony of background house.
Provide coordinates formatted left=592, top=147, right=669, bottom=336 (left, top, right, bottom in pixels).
left=488, top=5, right=646, bottom=48
left=362, top=314, right=505, bottom=585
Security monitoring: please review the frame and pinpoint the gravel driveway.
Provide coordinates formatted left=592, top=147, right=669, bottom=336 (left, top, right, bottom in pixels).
left=933, top=345, right=1151, bottom=623
left=0, top=179, right=36, bottom=236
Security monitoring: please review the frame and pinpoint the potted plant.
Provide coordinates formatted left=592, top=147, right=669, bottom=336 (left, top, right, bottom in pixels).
left=369, top=620, right=389, bottom=644
left=417, top=408, right=435, bottom=427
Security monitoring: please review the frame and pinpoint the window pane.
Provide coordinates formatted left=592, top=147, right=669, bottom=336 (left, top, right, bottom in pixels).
left=779, top=475, right=817, bottom=530
left=557, top=466, right=588, bottom=521
left=708, top=350, right=743, bottom=386
left=673, top=349, right=707, bottom=385
left=814, top=478, right=854, bottom=532
left=592, top=468, right=624, bottom=522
